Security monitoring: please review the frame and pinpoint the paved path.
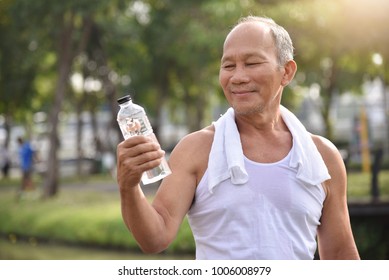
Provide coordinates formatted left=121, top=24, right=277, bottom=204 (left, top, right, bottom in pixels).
left=61, top=178, right=160, bottom=196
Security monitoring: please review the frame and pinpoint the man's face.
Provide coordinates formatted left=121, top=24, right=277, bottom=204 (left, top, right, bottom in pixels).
left=219, top=22, right=286, bottom=115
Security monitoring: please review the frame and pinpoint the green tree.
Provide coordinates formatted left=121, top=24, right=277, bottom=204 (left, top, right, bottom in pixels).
left=0, top=0, right=42, bottom=147
left=5, top=0, right=127, bottom=197
left=126, top=0, right=267, bottom=134
left=265, top=0, right=389, bottom=142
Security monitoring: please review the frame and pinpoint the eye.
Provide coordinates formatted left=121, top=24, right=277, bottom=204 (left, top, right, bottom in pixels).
left=222, top=63, right=235, bottom=70
left=246, top=62, right=262, bottom=67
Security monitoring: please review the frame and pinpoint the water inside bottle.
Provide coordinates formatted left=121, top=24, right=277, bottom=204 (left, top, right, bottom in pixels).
left=118, top=119, right=172, bottom=184
left=141, top=133, right=172, bottom=184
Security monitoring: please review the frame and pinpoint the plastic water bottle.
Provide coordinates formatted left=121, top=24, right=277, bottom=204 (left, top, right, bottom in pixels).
left=117, top=95, right=171, bottom=184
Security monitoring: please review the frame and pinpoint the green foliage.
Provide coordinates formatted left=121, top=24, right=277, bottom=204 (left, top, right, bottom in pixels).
left=351, top=218, right=388, bottom=260
left=1, top=0, right=389, bottom=196
left=2, top=0, right=389, bottom=130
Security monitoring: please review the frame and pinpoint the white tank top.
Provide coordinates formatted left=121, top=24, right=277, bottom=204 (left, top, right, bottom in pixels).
left=187, top=147, right=326, bottom=260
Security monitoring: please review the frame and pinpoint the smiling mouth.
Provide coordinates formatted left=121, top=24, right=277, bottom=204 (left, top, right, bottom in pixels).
left=232, top=90, right=255, bottom=95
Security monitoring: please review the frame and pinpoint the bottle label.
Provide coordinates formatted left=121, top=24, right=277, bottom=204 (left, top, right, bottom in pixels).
left=119, top=116, right=152, bottom=139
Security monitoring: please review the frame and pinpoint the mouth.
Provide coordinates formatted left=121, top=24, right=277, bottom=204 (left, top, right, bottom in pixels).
left=231, top=89, right=255, bottom=96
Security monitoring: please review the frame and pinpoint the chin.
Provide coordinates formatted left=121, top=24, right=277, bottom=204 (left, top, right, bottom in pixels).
left=233, top=104, right=264, bottom=115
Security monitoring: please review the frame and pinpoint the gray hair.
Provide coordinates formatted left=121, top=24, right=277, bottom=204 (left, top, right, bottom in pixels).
left=235, top=16, right=294, bottom=66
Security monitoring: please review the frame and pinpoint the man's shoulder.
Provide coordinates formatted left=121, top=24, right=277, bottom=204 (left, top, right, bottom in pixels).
left=310, top=134, right=345, bottom=174
left=170, top=126, right=214, bottom=161
left=180, top=125, right=215, bottom=146
left=310, top=134, right=339, bottom=157
left=168, top=126, right=214, bottom=178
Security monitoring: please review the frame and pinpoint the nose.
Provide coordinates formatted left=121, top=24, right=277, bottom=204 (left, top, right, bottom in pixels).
left=230, top=65, right=250, bottom=84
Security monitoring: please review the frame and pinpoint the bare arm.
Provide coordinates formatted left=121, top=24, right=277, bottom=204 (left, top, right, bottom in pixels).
left=313, top=135, right=360, bottom=260
left=117, top=129, right=212, bottom=253
left=116, top=135, right=170, bottom=253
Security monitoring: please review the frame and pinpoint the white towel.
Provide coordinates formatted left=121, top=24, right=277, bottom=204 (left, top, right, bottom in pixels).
left=208, top=106, right=331, bottom=193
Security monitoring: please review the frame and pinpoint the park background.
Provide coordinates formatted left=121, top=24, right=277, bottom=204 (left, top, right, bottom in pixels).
left=1, top=0, right=389, bottom=259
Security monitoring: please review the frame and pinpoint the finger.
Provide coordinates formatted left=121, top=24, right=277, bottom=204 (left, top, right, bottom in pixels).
left=134, top=149, right=165, bottom=166
left=136, top=155, right=164, bottom=173
left=117, top=141, right=161, bottom=161
left=119, top=135, right=154, bottom=148
left=117, top=150, right=164, bottom=188
left=120, top=149, right=164, bottom=169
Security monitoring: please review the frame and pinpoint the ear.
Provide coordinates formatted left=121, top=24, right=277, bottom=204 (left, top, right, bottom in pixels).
left=281, top=60, right=297, bottom=86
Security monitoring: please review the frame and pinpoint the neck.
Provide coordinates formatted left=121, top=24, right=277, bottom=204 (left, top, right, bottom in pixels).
left=234, top=104, right=286, bottom=133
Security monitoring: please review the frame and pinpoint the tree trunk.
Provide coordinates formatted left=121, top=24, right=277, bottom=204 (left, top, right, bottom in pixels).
left=75, top=99, right=84, bottom=177
left=3, top=114, right=12, bottom=149
left=90, top=22, right=121, bottom=150
left=89, top=107, right=103, bottom=174
left=43, top=16, right=75, bottom=198
left=379, top=75, right=389, bottom=160
left=321, top=60, right=338, bottom=141
left=43, top=13, right=93, bottom=198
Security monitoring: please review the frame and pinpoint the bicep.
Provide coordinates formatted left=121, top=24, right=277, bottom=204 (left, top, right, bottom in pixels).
left=317, top=179, right=355, bottom=259
left=151, top=135, right=204, bottom=243
left=315, top=137, right=359, bottom=259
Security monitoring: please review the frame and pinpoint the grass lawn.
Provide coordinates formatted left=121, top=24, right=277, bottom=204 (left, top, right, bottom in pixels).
left=0, top=175, right=195, bottom=257
left=347, top=170, right=389, bottom=199
left=0, top=238, right=194, bottom=260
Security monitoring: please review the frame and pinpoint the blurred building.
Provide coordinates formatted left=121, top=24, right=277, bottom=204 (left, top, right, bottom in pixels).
left=298, top=78, right=389, bottom=163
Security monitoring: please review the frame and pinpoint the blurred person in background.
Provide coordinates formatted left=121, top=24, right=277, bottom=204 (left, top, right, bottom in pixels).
left=17, top=136, right=35, bottom=198
left=1, top=144, right=11, bottom=179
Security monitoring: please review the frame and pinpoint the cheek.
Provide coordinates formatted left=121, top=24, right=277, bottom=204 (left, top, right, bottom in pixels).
left=219, top=71, right=229, bottom=89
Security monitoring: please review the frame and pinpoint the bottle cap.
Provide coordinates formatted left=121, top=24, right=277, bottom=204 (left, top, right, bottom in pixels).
left=117, top=95, right=132, bottom=104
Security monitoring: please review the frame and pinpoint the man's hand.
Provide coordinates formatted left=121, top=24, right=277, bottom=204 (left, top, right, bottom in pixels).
left=116, top=135, right=165, bottom=190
